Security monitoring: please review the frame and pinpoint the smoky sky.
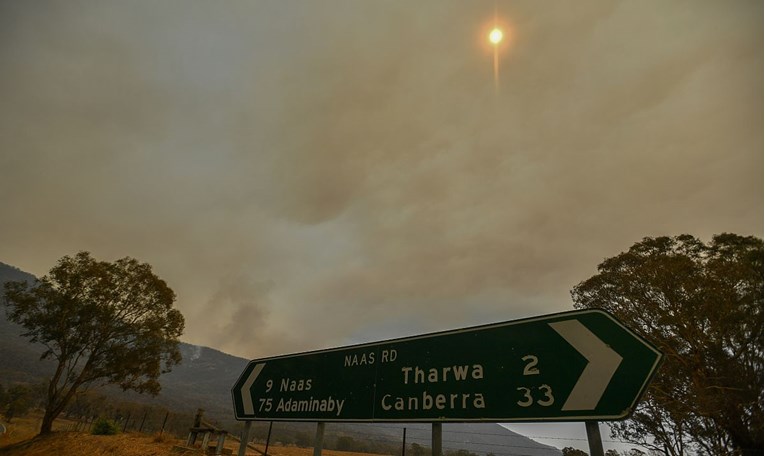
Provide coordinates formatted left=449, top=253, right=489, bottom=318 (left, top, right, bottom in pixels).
left=0, top=0, right=761, bottom=359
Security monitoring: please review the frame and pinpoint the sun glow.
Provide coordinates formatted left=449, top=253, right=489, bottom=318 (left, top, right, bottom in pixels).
left=484, top=6, right=509, bottom=94
left=489, top=28, right=503, bottom=44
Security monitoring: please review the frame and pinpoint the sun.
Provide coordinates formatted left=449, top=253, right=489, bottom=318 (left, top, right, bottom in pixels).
left=489, top=28, right=503, bottom=44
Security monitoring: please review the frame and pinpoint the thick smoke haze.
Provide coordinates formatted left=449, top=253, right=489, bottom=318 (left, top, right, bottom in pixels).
left=0, top=0, right=761, bottom=363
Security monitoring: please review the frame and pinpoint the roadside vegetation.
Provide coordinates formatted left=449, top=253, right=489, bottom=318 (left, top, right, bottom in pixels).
left=2, top=252, right=185, bottom=435
left=572, top=233, right=762, bottom=455
left=3, top=233, right=761, bottom=456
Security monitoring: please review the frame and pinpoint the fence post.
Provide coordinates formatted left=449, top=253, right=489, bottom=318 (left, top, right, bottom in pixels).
left=215, top=433, right=226, bottom=455
left=159, top=412, right=170, bottom=437
left=138, top=411, right=148, bottom=433
left=123, top=412, right=131, bottom=432
left=202, top=431, right=212, bottom=451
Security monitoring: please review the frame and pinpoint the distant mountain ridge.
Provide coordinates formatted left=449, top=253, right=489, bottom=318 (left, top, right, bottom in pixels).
left=0, top=261, right=560, bottom=456
left=0, top=262, right=56, bottom=383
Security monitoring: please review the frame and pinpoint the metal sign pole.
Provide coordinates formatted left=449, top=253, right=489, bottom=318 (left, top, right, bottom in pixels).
left=432, top=423, right=442, bottom=456
left=264, top=421, right=274, bottom=455
left=313, top=422, right=326, bottom=456
left=237, top=421, right=252, bottom=456
left=402, top=427, right=407, bottom=456
left=585, top=421, right=605, bottom=456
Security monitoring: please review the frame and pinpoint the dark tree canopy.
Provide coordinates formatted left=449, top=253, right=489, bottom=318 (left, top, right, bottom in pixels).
left=571, top=234, right=762, bottom=456
left=3, top=251, right=185, bottom=434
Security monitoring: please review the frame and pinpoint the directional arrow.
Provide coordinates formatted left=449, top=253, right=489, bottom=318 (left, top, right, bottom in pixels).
left=231, top=309, right=662, bottom=422
left=549, top=319, right=623, bottom=411
left=241, top=363, right=265, bottom=415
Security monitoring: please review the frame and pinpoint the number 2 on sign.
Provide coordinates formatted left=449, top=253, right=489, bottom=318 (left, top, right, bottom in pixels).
left=522, top=355, right=540, bottom=375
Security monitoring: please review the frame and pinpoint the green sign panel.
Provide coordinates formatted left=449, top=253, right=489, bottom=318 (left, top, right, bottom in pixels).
left=231, top=309, right=662, bottom=422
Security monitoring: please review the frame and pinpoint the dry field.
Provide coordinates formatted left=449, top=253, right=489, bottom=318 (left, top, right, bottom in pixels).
left=264, top=447, right=386, bottom=456
left=0, top=430, right=179, bottom=456
left=0, top=415, right=386, bottom=456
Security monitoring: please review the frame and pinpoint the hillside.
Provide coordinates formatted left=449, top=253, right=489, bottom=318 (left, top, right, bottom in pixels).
left=0, top=261, right=560, bottom=456
left=335, top=423, right=562, bottom=456
left=0, top=263, right=56, bottom=384
left=0, top=261, right=247, bottom=419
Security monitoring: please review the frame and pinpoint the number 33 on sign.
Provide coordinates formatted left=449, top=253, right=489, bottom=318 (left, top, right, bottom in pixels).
left=516, top=355, right=554, bottom=408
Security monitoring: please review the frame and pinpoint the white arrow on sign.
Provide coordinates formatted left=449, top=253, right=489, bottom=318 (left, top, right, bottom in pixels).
left=241, top=363, right=266, bottom=415
left=549, top=319, right=623, bottom=411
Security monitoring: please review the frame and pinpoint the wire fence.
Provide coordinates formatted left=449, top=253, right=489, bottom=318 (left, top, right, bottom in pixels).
left=55, top=399, right=644, bottom=456
left=60, top=407, right=190, bottom=438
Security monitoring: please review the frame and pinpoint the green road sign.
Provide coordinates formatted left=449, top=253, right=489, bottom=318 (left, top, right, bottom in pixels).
left=231, top=309, right=662, bottom=422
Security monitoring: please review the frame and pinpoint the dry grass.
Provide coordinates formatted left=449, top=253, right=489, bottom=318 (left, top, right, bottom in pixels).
left=0, top=416, right=40, bottom=448
left=0, top=431, right=180, bottom=456
left=261, top=447, right=389, bottom=456
left=0, top=415, right=386, bottom=456
left=0, top=414, right=180, bottom=455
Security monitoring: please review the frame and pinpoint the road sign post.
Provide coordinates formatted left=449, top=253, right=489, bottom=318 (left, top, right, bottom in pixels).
left=585, top=421, right=605, bottom=456
left=237, top=421, right=251, bottom=456
left=432, top=423, right=442, bottom=456
left=313, top=422, right=325, bottom=456
left=232, top=309, right=662, bottom=423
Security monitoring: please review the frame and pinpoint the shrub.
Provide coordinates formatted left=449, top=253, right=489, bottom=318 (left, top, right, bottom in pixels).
left=91, top=417, right=120, bottom=435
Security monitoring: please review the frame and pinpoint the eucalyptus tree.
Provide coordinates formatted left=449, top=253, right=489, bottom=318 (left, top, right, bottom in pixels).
left=3, top=251, right=185, bottom=435
left=572, top=234, right=762, bottom=455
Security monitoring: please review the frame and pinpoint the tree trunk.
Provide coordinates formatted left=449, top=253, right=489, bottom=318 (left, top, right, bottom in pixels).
left=39, top=408, right=56, bottom=435
left=39, top=399, right=71, bottom=435
left=38, top=379, right=83, bottom=435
